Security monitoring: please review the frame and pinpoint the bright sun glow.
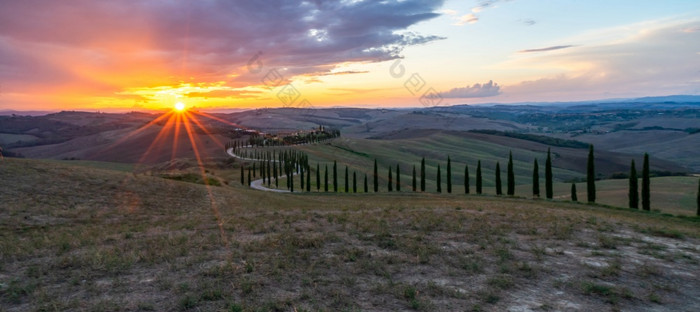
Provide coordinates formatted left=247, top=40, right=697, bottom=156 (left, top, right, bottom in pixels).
left=174, top=102, right=186, bottom=111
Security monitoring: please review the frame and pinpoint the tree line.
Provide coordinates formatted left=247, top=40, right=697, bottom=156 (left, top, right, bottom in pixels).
left=232, top=143, right=700, bottom=216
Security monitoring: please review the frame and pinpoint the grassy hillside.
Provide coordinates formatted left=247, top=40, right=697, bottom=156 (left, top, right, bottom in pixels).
left=2, top=158, right=698, bottom=311
left=243, top=132, right=685, bottom=200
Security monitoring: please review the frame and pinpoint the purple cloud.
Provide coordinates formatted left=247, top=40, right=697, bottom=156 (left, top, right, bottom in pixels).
left=0, top=0, right=446, bottom=95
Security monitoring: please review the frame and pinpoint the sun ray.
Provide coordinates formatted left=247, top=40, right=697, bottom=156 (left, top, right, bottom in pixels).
left=181, top=112, right=228, bottom=244
left=93, top=111, right=175, bottom=158
left=185, top=111, right=225, bottom=149
left=171, top=112, right=183, bottom=161
left=137, top=111, right=178, bottom=164
left=190, top=111, right=249, bottom=130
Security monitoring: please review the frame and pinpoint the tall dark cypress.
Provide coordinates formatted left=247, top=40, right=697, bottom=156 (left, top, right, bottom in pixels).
left=412, top=165, right=417, bottom=192
left=396, top=164, right=401, bottom=192
left=374, top=159, right=379, bottom=192
left=290, top=167, right=294, bottom=192
left=571, top=183, right=577, bottom=202
left=345, top=166, right=349, bottom=193
left=274, top=162, right=279, bottom=188
left=495, top=162, right=502, bottom=195
left=533, top=159, right=540, bottom=198
left=333, top=161, right=338, bottom=192
left=420, top=157, right=426, bottom=192
left=316, top=163, right=320, bottom=191
left=364, top=174, right=368, bottom=193
left=248, top=167, right=252, bottom=187
left=267, top=160, right=271, bottom=186
left=696, top=178, right=699, bottom=216
left=436, top=164, right=442, bottom=193
left=447, top=156, right=452, bottom=193
left=476, top=160, right=482, bottom=194
left=306, top=165, right=311, bottom=192
left=464, top=165, right=470, bottom=194
left=545, top=148, right=553, bottom=199
left=300, top=165, right=304, bottom=191
left=388, top=167, right=393, bottom=192
left=642, top=153, right=650, bottom=211
left=261, top=161, right=266, bottom=183
left=587, top=145, right=596, bottom=203
left=629, top=160, right=638, bottom=209
left=507, top=151, right=515, bottom=196
left=353, top=171, right=357, bottom=193
left=324, top=164, right=329, bottom=192
left=241, top=165, right=245, bottom=185
left=252, top=162, right=256, bottom=178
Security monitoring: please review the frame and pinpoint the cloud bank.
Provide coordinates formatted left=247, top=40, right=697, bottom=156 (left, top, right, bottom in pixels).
left=439, top=80, right=501, bottom=98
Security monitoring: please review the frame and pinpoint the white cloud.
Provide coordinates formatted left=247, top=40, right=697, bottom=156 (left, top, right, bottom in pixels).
left=455, top=14, right=479, bottom=25
left=439, top=80, right=501, bottom=98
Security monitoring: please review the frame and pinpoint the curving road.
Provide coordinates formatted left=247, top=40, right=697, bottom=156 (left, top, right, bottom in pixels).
left=227, top=147, right=297, bottom=193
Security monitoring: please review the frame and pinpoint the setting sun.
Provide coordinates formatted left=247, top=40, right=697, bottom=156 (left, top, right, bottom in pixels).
left=174, top=102, right=186, bottom=112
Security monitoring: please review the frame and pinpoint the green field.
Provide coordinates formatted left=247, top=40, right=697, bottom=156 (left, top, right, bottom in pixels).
left=235, top=137, right=698, bottom=217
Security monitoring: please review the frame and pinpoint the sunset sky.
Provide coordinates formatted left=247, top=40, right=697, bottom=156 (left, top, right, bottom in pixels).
left=1, top=0, right=699, bottom=112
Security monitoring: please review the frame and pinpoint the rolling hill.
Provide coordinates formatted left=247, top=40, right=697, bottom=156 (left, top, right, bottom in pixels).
left=1, top=158, right=698, bottom=311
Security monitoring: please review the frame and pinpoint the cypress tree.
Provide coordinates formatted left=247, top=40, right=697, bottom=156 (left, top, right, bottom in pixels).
left=290, top=167, right=294, bottom=192
left=241, top=165, right=245, bottom=185
left=642, top=153, right=650, bottom=211
left=464, top=165, right=470, bottom=194
left=333, top=161, right=338, bottom=192
left=436, top=164, right=442, bottom=193
left=587, top=145, right=596, bottom=203
left=300, top=164, right=304, bottom=191
left=316, top=163, right=320, bottom=191
left=275, top=162, right=279, bottom=188
left=629, top=160, right=638, bottom=209
left=261, top=161, right=265, bottom=183
left=396, top=164, right=401, bottom=192
left=447, top=156, right=452, bottom=193
left=545, top=148, right=553, bottom=199
left=353, top=171, right=357, bottom=193
left=345, top=166, right=349, bottom=193
left=412, top=165, right=417, bottom=192
left=476, top=160, right=482, bottom=194
left=533, top=159, right=540, bottom=198
left=420, top=157, right=426, bottom=192
left=507, top=151, right=515, bottom=196
left=324, top=165, right=329, bottom=192
left=253, top=162, right=256, bottom=178
left=306, top=165, right=311, bottom=192
left=696, top=178, right=699, bottom=216
left=364, top=174, right=368, bottom=193
left=495, top=162, right=502, bottom=195
left=388, top=167, right=393, bottom=192
left=571, top=183, right=577, bottom=202
left=374, top=159, right=379, bottom=192
left=267, top=160, right=271, bottom=186
left=248, top=167, right=252, bottom=187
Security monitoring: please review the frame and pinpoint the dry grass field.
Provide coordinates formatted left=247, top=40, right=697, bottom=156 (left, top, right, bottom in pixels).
left=1, top=158, right=699, bottom=311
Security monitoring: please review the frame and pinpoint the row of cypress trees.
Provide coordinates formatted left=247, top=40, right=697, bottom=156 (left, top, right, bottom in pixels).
left=234, top=143, right=700, bottom=216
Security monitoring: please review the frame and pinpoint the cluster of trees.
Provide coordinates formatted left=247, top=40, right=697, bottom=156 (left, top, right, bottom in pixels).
left=227, top=126, right=340, bottom=148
